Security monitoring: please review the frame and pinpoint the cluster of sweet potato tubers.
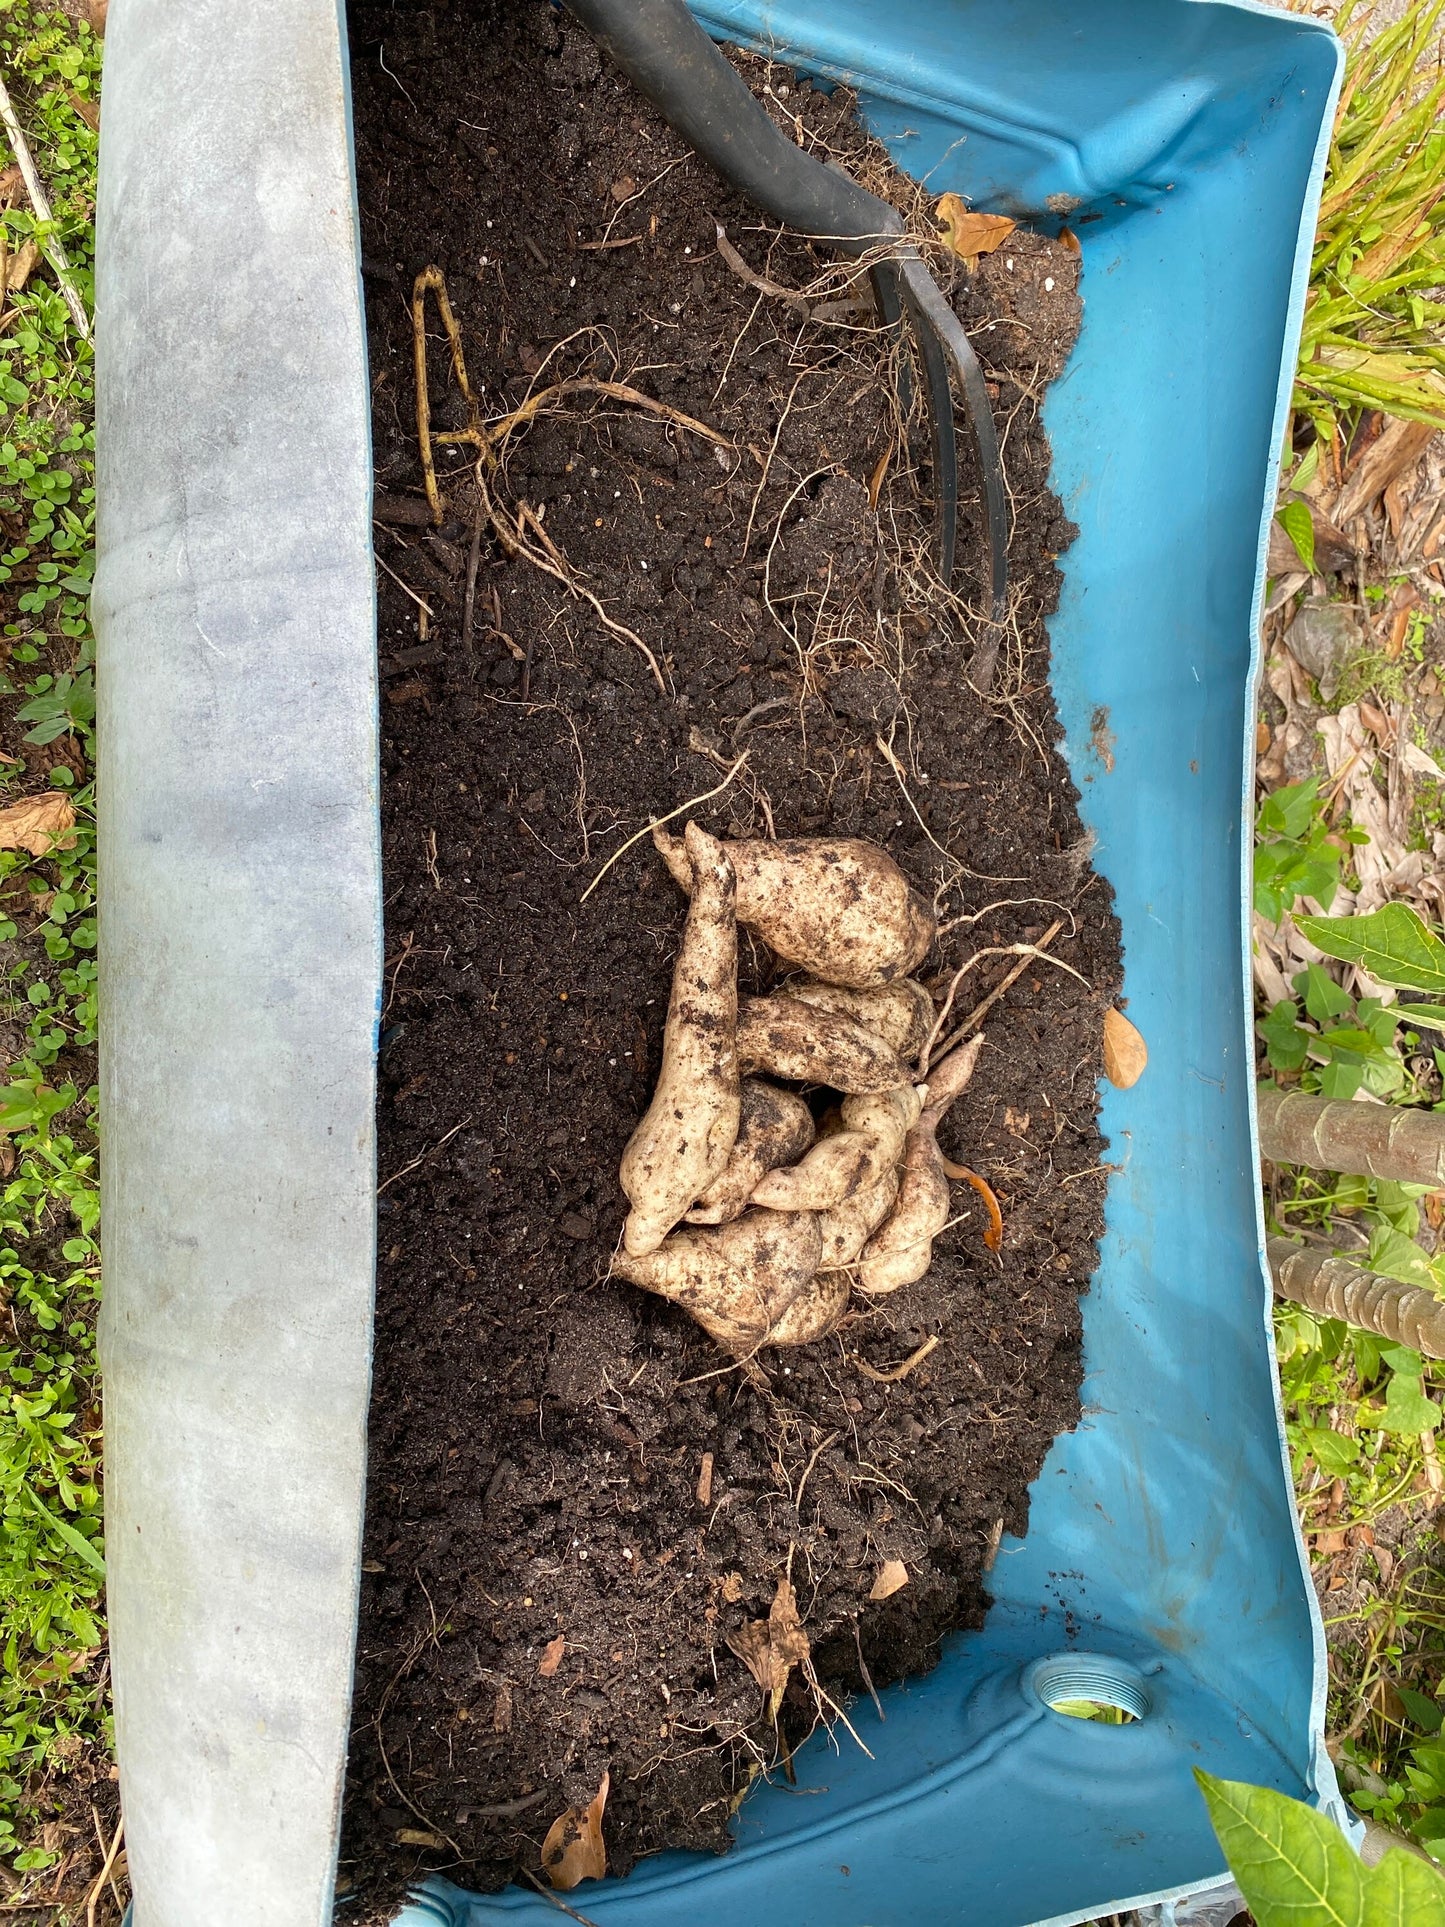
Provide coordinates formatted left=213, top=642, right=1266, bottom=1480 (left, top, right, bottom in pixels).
left=614, top=823, right=988, bottom=1352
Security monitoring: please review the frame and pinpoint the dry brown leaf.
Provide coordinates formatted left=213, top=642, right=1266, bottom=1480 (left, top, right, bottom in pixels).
left=727, top=1575, right=810, bottom=1700
left=869, top=1559, right=909, bottom=1602
left=542, top=1770, right=608, bottom=1891
left=0, top=164, right=20, bottom=206
left=935, top=194, right=1015, bottom=268
left=0, top=792, right=76, bottom=856
left=537, top=1635, right=565, bottom=1679
left=396, top=1828, right=446, bottom=1849
left=1334, top=417, right=1436, bottom=524
left=3, top=240, right=39, bottom=293
left=87, top=0, right=108, bottom=32
left=1102, top=1007, right=1147, bottom=1089
left=1058, top=227, right=1081, bottom=255
left=68, top=93, right=100, bottom=133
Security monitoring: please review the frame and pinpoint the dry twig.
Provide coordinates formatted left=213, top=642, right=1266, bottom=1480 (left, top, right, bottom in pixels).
left=0, top=74, right=88, bottom=339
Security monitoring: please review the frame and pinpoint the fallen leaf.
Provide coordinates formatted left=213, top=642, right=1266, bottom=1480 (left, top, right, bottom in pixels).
left=935, top=194, right=1015, bottom=268
left=538, top=1635, right=565, bottom=1679
left=610, top=174, right=636, bottom=204
left=3, top=240, right=39, bottom=293
left=1058, top=227, right=1080, bottom=255
left=396, top=1828, right=446, bottom=1849
left=1312, top=1528, right=1348, bottom=1554
left=87, top=0, right=108, bottom=32
left=1102, top=1007, right=1147, bottom=1088
left=1402, top=740, right=1445, bottom=781
left=728, top=1575, right=810, bottom=1701
left=68, top=92, right=100, bottom=133
left=1334, top=417, right=1436, bottom=524
left=0, top=792, right=76, bottom=856
left=0, top=164, right=20, bottom=205
left=869, top=1559, right=909, bottom=1602
left=542, top=1770, right=608, bottom=1891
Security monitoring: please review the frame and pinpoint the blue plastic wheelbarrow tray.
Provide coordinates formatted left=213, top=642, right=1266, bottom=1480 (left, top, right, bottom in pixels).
left=93, top=2, right=1346, bottom=1923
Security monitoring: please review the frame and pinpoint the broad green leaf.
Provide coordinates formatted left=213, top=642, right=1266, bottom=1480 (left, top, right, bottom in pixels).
left=1297, top=963, right=1355, bottom=1023
left=1194, top=1770, right=1367, bottom=1924
left=1295, top=1424, right=1361, bottom=1474
left=1377, top=1343, right=1425, bottom=1375
left=1369, top=1227, right=1437, bottom=1289
left=1363, top=1848, right=1445, bottom=1926
left=1260, top=776, right=1325, bottom=841
left=1357, top=998, right=1404, bottom=1049
left=1368, top=1369, right=1441, bottom=1436
left=1394, top=1686, right=1443, bottom=1734
left=1413, top=1804, right=1445, bottom=1842
left=1195, top=1770, right=1445, bottom=1926
left=1277, top=498, right=1318, bottom=574
left=1295, top=904, right=1445, bottom=995
left=1258, top=1003, right=1311, bottom=1073
left=1317, top=1058, right=1365, bottom=1099
left=1395, top=1003, right=1445, bottom=1034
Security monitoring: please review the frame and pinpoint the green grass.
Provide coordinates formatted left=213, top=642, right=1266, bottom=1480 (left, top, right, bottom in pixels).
left=1294, top=0, right=1445, bottom=438
left=0, top=0, right=102, bottom=1880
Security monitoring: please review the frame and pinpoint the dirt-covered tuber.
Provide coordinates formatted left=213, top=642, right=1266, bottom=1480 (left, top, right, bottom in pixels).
left=686, top=1080, right=815, bottom=1225
left=785, top=977, right=934, bottom=1060
left=816, top=1167, right=901, bottom=1269
left=859, top=1034, right=985, bottom=1294
left=619, top=823, right=740, bottom=1257
left=614, top=1208, right=828, bottom=1351
left=751, top=1085, right=921, bottom=1212
left=736, top=994, right=909, bottom=1094
left=654, top=827, right=935, bottom=987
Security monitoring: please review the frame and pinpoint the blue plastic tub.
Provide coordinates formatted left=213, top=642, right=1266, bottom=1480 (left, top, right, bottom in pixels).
left=93, top=3, right=1346, bottom=1924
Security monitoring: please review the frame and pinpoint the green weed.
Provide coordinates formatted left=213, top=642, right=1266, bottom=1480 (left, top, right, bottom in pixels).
left=1295, top=0, right=1445, bottom=437
left=0, top=0, right=103, bottom=1878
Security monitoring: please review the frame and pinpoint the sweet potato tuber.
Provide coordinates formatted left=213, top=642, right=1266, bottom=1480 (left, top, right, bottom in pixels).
left=766, top=1265, right=851, bottom=1346
left=736, top=994, right=909, bottom=1094
left=654, top=827, right=935, bottom=988
left=686, top=1080, right=815, bottom=1225
left=859, top=1034, right=985, bottom=1294
left=614, top=1208, right=824, bottom=1351
left=816, top=1167, right=901, bottom=1269
left=786, top=978, right=934, bottom=1060
left=619, top=823, right=740, bottom=1257
left=751, top=1085, right=921, bottom=1211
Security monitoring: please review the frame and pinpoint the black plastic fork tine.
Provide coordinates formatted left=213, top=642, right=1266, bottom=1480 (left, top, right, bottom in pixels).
left=565, top=0, right=1008, bottom=614
left=899, top=256, right=1008, bottom=618
left=868, top=260, right=913, bottom=422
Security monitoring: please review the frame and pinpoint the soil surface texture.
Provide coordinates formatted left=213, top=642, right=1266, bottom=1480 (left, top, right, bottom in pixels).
left=343, top=2, right=1122, bottom=1914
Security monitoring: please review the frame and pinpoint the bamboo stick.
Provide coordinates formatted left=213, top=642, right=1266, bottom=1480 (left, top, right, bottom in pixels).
left=1258, top=1085, right=1445, bottom=1187
left=1269, top=1236, right=1445, bottom=1358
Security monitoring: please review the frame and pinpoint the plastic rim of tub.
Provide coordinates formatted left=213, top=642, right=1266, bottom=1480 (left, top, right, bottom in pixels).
left=93, top=2, right=1346, bottom=1924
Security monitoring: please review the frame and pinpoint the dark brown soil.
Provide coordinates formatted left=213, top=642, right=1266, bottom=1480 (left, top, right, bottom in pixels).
left=342, top=2, right=1121, bottom=1915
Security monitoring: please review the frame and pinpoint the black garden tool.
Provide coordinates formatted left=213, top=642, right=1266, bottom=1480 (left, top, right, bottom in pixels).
left=564, top=0, right=1008, bottom=614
